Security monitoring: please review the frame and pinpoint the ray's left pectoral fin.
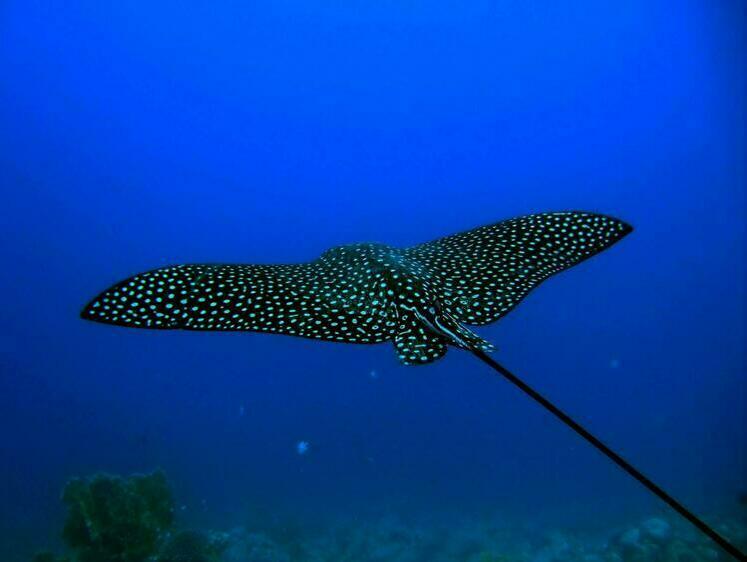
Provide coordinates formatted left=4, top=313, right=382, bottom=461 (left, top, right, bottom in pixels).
left=393, top=316, right=448, bottom=366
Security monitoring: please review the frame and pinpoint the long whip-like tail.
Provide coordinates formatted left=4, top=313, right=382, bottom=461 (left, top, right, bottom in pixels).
left=471, top=349, right=746, bottom=561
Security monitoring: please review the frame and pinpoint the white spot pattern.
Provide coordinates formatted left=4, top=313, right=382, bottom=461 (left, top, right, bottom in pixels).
left=406, top=211, right=632, bottom=326
left=81, top=212, right=631, bottom=365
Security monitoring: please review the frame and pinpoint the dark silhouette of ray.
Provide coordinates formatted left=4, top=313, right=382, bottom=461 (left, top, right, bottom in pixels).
left=81, top=211, right=745, bottom=560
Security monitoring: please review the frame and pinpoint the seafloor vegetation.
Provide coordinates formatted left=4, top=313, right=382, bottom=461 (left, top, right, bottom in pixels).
left=32, top=471, right=746, bottom=562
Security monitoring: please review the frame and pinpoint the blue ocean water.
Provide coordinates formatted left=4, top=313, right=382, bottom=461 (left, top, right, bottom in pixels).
left=0, top=1, right=744, bottom=560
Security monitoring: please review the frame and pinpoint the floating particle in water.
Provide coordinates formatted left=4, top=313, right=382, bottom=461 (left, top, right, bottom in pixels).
left=296, top=441, right=310, bottom=455
left=610, top=358, right=621, bottom=369
left=370, top=369, right=379, bottom=380
left=238, top=404, right=245, bottom=417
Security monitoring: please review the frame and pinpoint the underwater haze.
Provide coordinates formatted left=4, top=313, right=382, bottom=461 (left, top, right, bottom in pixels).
left=0, top=1, right=745, bottom=561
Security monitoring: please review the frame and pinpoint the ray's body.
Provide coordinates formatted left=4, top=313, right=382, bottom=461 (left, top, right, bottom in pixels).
left=82, top=211, right=628, bottom=364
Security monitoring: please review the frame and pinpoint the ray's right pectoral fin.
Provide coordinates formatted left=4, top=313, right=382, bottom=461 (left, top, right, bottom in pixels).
left=393, top=318, right=448, bottom=366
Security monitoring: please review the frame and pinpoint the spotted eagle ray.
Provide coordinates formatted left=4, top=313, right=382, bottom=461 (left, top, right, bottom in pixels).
left=81, top=211, right=745, bottom=559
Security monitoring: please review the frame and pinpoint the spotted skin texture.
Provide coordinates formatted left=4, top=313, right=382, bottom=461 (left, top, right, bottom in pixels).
left=406, top=212, right=632, bottom=326
left=81, top=212, right=632, bottom=365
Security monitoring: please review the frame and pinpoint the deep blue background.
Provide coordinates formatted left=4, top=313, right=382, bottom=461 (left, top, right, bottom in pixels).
left=0, top=1, right=744, bottom=558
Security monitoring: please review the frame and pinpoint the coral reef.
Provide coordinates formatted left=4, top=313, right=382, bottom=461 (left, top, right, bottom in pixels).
left=157, top=529, right=229, bottom=562
left=31, top=471, right=292, bottom=562
left=604, top=516, right=727, bottom=562
left=61, top=470, right=174, bottom=562
left=31, top=553, right=69, bottom=562
left=296, top=512, right=746, bottom=562
left=32, top=470, right=747, bottom=562
left=36, top=470, right=174, bottom=562
left=218, top=528, right=290, bottom=562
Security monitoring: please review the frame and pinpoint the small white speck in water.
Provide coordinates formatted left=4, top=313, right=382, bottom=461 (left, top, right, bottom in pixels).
left=296, top=440, right=310, bottom=455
